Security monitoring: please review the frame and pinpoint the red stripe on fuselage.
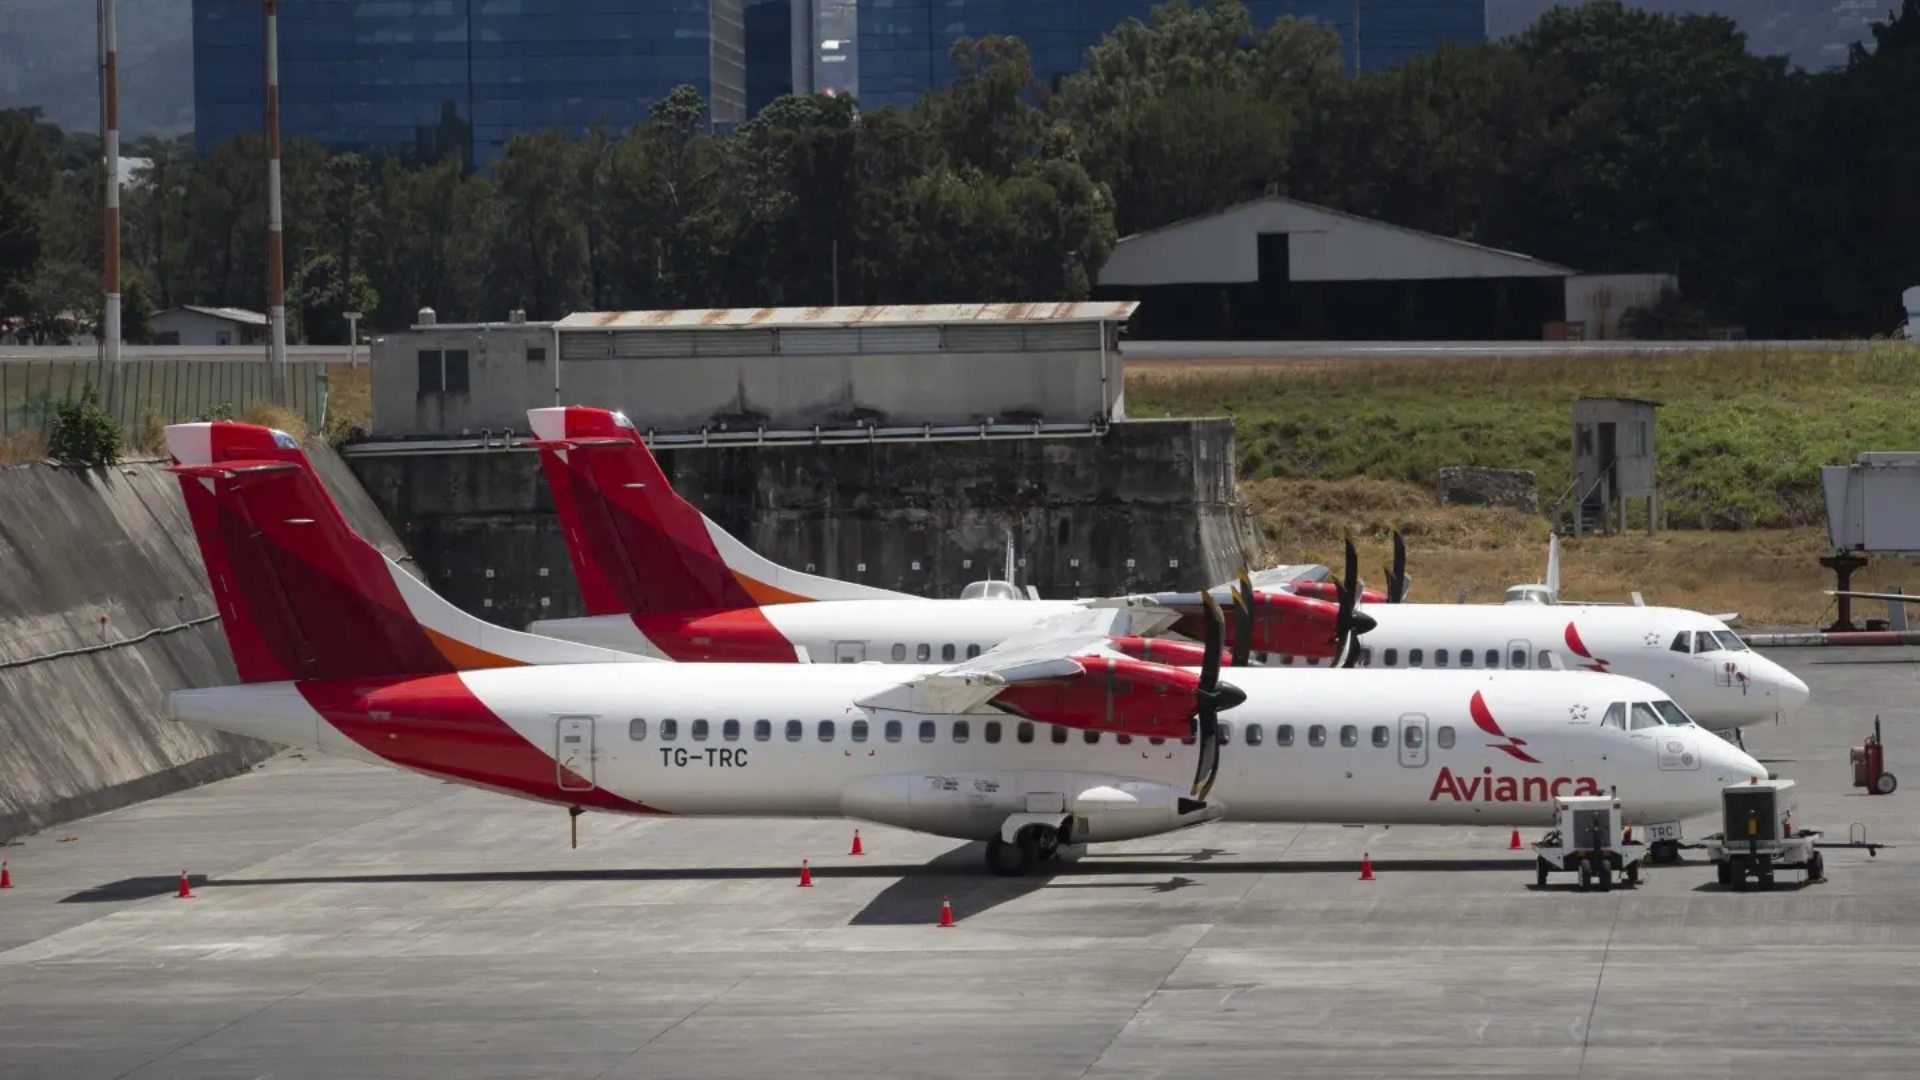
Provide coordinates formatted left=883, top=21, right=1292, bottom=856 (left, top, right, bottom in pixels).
left=298, top=675, right=662, bottom=814
left=629, top=607, right=799, bottom=662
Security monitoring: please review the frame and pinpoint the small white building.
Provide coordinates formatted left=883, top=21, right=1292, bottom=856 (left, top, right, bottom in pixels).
left=1904, top=286, right=1919, bottom=341
left=150, top=305, right=268, bottom=347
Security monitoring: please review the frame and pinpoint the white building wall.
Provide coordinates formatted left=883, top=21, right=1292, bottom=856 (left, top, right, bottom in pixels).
left=1563, top=274, right=1680, bottom=341
left=149, top=310, right=256, bottom=347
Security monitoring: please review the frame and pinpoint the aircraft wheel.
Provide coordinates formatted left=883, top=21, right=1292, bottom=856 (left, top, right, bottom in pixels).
left=1650, top=840, right=1681, bottom=865
left=1576, top=860, right=1592, bottom=892
left=986, top=835, right=1034, bottom=877
left=1875, top=772, right=1898, bottom=795
left=1808, top=852, right=1825, bottom=882
left=1592, top=858, right=1612, bottom=892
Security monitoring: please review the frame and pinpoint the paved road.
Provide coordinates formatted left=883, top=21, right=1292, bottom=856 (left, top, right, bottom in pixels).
left=1, top=647, right=1916, bottom=1078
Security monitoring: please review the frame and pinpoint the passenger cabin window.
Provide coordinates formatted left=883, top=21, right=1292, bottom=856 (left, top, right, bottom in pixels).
left=1149, top=737, right=1165, bottom=747
left=884, top=720, right=902, bottom=742
left=1653, top=701, right=1696, bottom=726
left=851, top=720, right=868, bottom=742
left=918, top=721, right=936, bottom=743
left=916, top=644, right=931, bottom=661
left=1308, top=724, right=1327, bottom=747
left=1629, top=703, right=1663, bottom=731
left=1383, top=648, right=1399, bottom=667
left=754, top=719, right=771, bottom=741
left=1359, top=647, right=1373, bottom=666
left=891, top=644, right=906, bottom=661
left=1084, top=730, right=1100, bottom=744
left=1485, top=649, right=1499, bottom=668
left=1018, top=722, right=1035, bottom=744
left=985, top=721, right=1002, bottom=744
left=629, top=719, right=647, bottom=741
left=1340, top=724, right=1359, bottom=748
left=1245, top=723, right=1264, bottom=746
left=723, top=719, right=740, bottom=742
left=1403, top=725, right=1424, bottom=749
left=942, top=644, right=957, bottom=662
left=691, top=719, right=709, bottom=741
left=785, top=720, right=802, bottom=742
left=1670, top=632, right=1692, bottom=654
left=1458, top=648, right=1473, bottom=669
left=966, top=645, right=981, bottom=659
left=1434, top=649, right=1448, bottom=668
left=1372, top=725, right=1390, bottom=748
left=1601, top=703, right=1625, bottom=730
left=1539, top=650, right=1554, bottom=669
left=953, top=721, right=970, bottom=743
left=1510, top=648, right=1528, bottom=669
left=660, top=719, right=678, bottom=741
left=818, top=720, right=835, bottom=742
left=1275, top=723, right=1295, bottom=746
left=1051, top=725, right=1068, bottom=744
left=1437, top=725, right=1455, bottom=749
left=1117, top=734, right=1133, bottom=745
left=1409, top=648, right=1424, bottom=668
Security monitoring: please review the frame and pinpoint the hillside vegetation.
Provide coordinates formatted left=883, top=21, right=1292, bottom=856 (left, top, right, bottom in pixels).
left=1129, top=345, right=1920, bottom=530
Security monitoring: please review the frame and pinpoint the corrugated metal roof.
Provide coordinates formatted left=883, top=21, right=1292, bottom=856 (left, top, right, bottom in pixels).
left=171, top=304, right=270, bottom=326
left=555, top=302, right=1137, bottom=331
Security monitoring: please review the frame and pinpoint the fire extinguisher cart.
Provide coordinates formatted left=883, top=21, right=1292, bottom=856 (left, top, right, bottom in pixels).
left=1532, top=796, right=1646, bottom=891
left=1851, top=717, right=1897, bottom=795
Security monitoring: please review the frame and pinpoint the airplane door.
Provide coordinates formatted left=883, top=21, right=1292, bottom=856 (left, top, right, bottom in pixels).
left=1505, top=639, right=1532, bottom=670
left=1397, top=713, right=1429, bottom=767
left=834, top=641, right=866, bottom=664
left=557, top=716, right=596, bottom=791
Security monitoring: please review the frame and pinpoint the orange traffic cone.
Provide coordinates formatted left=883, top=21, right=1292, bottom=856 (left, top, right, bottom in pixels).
left=1359, top=853, right=1375, bottom=881
left=0, top=860, right=11, bottom=889
left=175, top=870, right=193, bottom=899
left=938, top=898, right=955, bottom=927
left=1509, top=829, right=1523, bottom=851
left=797, top=859, right=814, bottom=887
left=849, top=830, right=865, bottom=856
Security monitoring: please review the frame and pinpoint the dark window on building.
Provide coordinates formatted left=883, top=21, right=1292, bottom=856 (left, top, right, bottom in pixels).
left=417, top=348, right=470, bottom=393
left=527, top=345, right=547, bottom=363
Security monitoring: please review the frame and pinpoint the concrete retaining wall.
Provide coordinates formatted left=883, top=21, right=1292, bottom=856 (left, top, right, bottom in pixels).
left=0, top=443, right=408, bottom=841
left=345, top=419, right=1251, bottom=633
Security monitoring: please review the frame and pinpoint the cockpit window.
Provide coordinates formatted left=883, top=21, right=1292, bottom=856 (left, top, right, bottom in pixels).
left=1670, top=632, right=1692, bottom=654
left=1714, top=631, right=1749, bottom=653
left=1652, top=700, right=1696, bottom=727
left=1601, top=702, right=1626, bottom=730
left=1629, top=703, right=1663, bottom=731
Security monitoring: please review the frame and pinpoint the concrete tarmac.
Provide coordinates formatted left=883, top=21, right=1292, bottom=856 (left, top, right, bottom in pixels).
left=3, top=646, right=1918, bottom=1079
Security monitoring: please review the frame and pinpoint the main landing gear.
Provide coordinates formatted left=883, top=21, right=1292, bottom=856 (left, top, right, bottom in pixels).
left=986, top=825, right=1078, bottom=876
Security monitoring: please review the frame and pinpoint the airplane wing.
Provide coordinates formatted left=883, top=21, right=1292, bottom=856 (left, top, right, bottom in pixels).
left=1247, top=564, right=1331, bottom=589
left=856, top=606, right=1151, bottom=715
left=1829, top=590, right=1920, bottom=605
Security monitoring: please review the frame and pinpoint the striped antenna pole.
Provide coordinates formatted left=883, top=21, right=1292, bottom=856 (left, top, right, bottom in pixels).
left=263, top=0, right=288, bottom=392
left=101, top=0, right=121, bottom=391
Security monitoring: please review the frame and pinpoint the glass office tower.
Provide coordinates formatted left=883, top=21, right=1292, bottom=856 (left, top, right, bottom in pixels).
left=193, top=0, right=747, bottom=166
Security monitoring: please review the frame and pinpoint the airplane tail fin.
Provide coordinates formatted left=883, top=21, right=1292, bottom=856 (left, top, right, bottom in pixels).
left=167, top=422, right=638, bottom=683
left=527, top=406, right=902, bottom=615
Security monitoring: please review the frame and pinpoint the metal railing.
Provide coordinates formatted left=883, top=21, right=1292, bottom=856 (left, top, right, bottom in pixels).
left=0, top=355, right=326, bottom=437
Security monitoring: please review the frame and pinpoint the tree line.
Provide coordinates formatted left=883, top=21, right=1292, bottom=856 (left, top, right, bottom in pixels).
left=1, top=0, right=1915, bottom=344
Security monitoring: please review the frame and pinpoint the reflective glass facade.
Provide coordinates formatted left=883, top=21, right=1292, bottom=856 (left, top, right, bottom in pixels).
left=828, top=0, right=1486, bottom=109
left=193, top=0, right=747, bottom=166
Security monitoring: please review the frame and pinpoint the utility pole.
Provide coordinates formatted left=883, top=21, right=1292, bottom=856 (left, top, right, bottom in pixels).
left=263, top=0, right=288, bottom=392
left=1352, top=0, right=1363, bottom=77
left=100, top=0, right=121, bottom=396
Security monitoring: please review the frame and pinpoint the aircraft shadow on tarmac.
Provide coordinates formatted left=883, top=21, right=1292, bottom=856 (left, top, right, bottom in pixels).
left=61, top=850, right=1538, bottom=919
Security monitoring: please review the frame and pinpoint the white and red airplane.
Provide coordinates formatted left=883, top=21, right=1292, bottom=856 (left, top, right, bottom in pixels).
left=523, top=407, right=1807, bottom=734
left=162, top=422, right=1764, bottom=875
left=522, top=406, right=1361, bottom=668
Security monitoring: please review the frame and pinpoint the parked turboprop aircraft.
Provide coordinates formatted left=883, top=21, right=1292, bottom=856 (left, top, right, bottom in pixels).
left=162, top=422, right=1764, bottom=876
left=523, top=406, right=1359, bottom=664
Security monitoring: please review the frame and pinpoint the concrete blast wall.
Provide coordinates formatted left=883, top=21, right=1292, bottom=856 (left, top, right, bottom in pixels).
left=0, top=444, right=409, bottom=841
left=345, top=420, right=1248, bottom=632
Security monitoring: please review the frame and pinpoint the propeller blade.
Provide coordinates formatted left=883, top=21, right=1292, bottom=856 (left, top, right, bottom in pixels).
left=1193, top=592, right=1228, bottom=799
left=1388, top=530, right=1408, bottom=603
left=1199, top=590, right=1224, bottom=692
left=1338, top=535, right=1365, bottom=669
left=1230, top=567, right=1254, bottom=668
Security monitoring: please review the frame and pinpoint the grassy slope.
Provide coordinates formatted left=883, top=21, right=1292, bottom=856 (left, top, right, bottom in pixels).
left=1128, top=346, right=1920, bottom=529
left=1129, top=346, right=1920, bottom=625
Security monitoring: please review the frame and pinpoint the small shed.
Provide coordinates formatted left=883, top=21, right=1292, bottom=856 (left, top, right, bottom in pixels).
left=149, top=305, right=269, bottom=347
left=1571, top=396, right=1659, bottom=537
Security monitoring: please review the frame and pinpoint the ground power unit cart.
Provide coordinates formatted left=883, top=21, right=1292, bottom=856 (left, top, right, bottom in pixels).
left=1532, top=796, right=1646, bottom=891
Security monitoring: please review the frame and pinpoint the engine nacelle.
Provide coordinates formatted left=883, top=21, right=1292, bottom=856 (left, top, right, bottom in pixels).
left=840, top=770, right=1222, bottom=842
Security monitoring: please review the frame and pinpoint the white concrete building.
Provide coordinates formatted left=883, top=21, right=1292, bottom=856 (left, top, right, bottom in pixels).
left=149, top=306, right=268, bottom=347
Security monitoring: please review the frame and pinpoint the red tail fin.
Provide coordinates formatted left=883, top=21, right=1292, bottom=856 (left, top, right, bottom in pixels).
left=528, top=406, right=901, bottom=615
left=168, top=422, right=635, bottom=683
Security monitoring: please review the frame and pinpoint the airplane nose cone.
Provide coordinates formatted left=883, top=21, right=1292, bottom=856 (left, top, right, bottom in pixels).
left=1215, top=681, right=1248, bottom=711
left=1775, top=668, right=1811, bottom=715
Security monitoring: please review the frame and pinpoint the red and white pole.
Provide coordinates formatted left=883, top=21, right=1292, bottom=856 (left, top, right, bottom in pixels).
left=263, top=0, right=287, bottom=385
left=100, top=0, right=121, bottom=375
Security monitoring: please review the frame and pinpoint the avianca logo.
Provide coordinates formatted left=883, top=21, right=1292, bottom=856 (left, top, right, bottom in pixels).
left=1564, top=622, right=1609, bottom=672
left=1429, top=766, right=1602, bottom=802
left=1470, top=690, right=1541, bottom=764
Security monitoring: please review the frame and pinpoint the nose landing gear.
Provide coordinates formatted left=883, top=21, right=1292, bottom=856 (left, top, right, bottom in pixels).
left=985, top=822, right=1066, bottom=876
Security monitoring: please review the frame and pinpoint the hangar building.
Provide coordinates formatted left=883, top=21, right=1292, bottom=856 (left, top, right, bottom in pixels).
left=1095, top=196, right=1673, bottom=341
